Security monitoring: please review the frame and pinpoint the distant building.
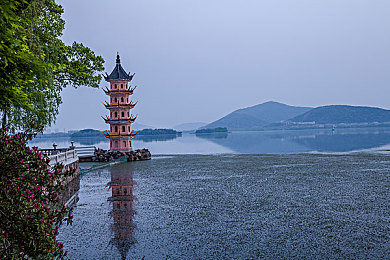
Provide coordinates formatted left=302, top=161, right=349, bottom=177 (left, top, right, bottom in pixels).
left=102, top=54, right=138, bottom=151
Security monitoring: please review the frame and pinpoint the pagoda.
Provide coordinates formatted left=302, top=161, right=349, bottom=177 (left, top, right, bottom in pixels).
left=102, top=54, right=138, bottom=151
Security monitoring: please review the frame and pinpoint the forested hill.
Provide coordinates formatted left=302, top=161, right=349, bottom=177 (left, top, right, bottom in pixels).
left=204, top=101, right=312, bottom=130
left=288, top=105, right=390, bottom=124
left=70, top=129, right=104, bottom=138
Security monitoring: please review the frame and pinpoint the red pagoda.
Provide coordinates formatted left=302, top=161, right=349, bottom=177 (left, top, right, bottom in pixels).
left=103, top=54, right=138, bottom=151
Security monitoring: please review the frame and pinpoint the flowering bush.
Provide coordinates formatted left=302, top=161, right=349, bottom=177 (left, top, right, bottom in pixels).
left=0, top=123, right=74, bottom=259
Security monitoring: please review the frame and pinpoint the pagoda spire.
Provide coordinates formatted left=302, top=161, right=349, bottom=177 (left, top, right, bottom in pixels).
left=116, top=52, right=121, bottom=64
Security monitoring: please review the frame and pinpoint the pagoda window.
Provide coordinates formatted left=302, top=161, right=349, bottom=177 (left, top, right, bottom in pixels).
left=127, top=97, right=128, bottom=103
left=114, top=84, right=117, bottom=89
left=121, top=111, right=124, bottom=118
left=115, top=140, right=118, bottom=147
left=114, top=97, right=117, bottom=103
left=127, top=112, right=129, bottom=117
left=121, top=84, right=123, bottom=88
left=115, top=126, right=118, bottom=132
left=114, top=111, right=117, bottom=118
left=121, top=97, right=124, bottom=103
left=122, top=126, right=125, bottom=132
left=123, top=141, right=126, bottom=147
left=128, top=126, right=130, bottom=132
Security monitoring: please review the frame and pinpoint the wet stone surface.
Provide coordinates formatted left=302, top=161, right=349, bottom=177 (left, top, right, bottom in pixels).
left=58, top=154, right=390, bottom=259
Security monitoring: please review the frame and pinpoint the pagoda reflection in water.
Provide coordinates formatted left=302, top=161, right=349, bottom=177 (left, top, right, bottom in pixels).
left=107, top=165, right=135, bottom=260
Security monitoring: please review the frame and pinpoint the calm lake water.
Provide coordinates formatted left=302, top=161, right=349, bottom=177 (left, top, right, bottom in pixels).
left=37, top=128, right=390, bottom=259
left=58, top=154, right=390, bottom=259
left=30, top=127, right=390, bottom=154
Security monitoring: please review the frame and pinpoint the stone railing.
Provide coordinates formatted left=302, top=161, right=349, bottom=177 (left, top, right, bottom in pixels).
left=40, top=148, right=79, bottom=167
left=48, top=149, right=78, bottom=167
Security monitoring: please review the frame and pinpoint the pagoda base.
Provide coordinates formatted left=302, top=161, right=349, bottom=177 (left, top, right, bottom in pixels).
left=110, top=148, right=132, bottom=152
left=89, top=148, right=151, bottom=162
left=109, top=138, right=133, bottom=151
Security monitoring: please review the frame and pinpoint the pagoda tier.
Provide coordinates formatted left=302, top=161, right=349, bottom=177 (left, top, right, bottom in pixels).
left=103, top=86, right=136, bottom=96
left=104, top=100, right=137, bottom=109
left=102, top=115, right=137, bottom=124
left=102, top=130, right=138, bottom=139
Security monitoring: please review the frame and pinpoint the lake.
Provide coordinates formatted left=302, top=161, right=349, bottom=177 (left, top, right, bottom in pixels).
left=58, top=154, right=390, bottom=259
left=37, top=128, right=390, bottom=259
left=30, top=127, right=390, bottom=154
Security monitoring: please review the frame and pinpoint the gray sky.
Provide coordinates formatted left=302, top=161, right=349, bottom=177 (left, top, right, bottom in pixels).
left=51, top=0, right=390, bottom=131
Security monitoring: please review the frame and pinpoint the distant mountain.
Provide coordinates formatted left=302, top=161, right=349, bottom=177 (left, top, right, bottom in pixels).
left=173, top=122, right=207, bottom=131
left=288, top=105, right=390, bottom=124
left=204, top=101, right=312, bottom=131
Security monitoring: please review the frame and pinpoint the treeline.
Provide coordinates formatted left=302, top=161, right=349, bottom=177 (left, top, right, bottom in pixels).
left=70, top=129, right=104, bottom=138
left=137, top=128, right=178, bottom=135
left=195, top=127, right=228, bottom=134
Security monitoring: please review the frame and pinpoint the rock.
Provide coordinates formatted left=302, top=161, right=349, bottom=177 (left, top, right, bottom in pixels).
left=91, top=148, right=151, bottom=162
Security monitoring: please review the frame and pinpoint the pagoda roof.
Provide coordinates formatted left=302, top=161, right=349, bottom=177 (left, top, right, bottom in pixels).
left=104, top=54, right=135, bottom=81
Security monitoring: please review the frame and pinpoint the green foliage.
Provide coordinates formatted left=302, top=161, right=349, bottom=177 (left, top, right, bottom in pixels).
left=195, top=127, right=228, bottom=134
left=0, top=122, right=74, bottom=259
left=137, top=128, right=178, bottom=135
left=0, top=0, right=104, bottom=132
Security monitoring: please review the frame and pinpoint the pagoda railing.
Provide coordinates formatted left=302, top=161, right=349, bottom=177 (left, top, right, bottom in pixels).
left=103, top=88, right=135, bottom=95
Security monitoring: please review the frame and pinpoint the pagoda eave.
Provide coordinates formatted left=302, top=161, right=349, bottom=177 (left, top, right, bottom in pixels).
left=104, top=120, right=136, bottom=124
left=103, top=130, right=138, bottom=139
left=104, top=88, right=135, bottom=96
left=105, top=136, right=135, bottom=140
left=104, top=91, right=134, bottom=96
left=104, top=105, right=136, bottom=110
left=104, top=77, right=134, bottom=83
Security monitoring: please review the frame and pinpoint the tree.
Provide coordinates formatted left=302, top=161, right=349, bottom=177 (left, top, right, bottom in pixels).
left=0, top=0, right=104, bottom=132
left=0, top=122, right=74, bottom=259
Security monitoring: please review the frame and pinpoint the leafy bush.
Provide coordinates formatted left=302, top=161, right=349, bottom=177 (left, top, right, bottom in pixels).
left=0, top=122, right=73, bottom=259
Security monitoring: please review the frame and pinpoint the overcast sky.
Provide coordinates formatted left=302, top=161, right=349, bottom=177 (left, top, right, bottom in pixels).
left=51, top=0, right=390, bottom=131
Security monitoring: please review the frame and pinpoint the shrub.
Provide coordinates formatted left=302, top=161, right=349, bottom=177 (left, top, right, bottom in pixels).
left=0, top=122, right=73, bottom=259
